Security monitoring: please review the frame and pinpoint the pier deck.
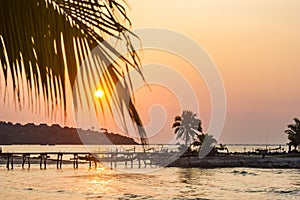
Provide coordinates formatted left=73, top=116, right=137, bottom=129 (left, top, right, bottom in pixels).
left=0, top=150, right=177, bottom=170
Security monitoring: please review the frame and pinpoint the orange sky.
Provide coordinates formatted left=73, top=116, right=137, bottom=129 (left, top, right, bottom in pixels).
left=1, top=0, right=300, bottom=144
left=125, top=0, right=300, bottom=144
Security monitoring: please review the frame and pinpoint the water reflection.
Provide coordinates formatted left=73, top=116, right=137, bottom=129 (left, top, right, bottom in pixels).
left=175, top=168, right=215, bottom=198
left=178, top=168, right=214, bottom=184
left=1, top=166, right=300, bottom=199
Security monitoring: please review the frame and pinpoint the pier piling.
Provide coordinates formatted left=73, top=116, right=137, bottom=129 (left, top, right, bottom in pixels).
left=11, top=155, right=13, bottom=169
left=73, top=154, right=78, bottom=169
left=56, top=153, right=63, bottom=169
left=87, top=154, right=97, bottom=169
left=39, top=154, right=47, bottom=169
left=6, top=153, right=13, bottom=170
left=22, top=154, right=30, bottom=169
left=6, top=155, right=9, bottom=169
left=138, top=156, right=141, bottom=168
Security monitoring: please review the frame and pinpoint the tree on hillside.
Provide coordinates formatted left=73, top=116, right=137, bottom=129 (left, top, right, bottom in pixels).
left=172, top=110, right=202, bottom=146
left=285, top=118, right=300, bottom=151
left=0, top=0, right=148, bottom=144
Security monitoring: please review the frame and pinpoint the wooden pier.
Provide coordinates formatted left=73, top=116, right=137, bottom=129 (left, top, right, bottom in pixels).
left=0, top=149, right=178, bottom=170
left=1, top=152, right=91, bottom=170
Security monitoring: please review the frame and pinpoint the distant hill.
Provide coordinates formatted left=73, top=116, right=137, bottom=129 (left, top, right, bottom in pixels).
left=0, top=122, right=138, bottom=145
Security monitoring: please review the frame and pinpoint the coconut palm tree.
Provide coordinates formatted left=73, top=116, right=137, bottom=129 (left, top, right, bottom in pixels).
left=196, top=133, right=217, bottom=148
left=172, top=110, right=202, bottom=146
left=197, top=133, right=218, bottom=157
left=192, top=132, right=217, bottom=154
left=0, top=0, right=148, bottom=144
left=285, top=117, right=300, bottom=151
left=197, top=133, right=217, bottom=152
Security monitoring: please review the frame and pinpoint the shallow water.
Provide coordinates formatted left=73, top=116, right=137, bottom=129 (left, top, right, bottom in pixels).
left=1, top=145, right=298, bottom=199
left=1, top=164, right=299, bottom=200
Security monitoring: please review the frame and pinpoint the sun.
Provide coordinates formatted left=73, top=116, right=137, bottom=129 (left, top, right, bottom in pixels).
left=95, top=89, right=104, bottom=98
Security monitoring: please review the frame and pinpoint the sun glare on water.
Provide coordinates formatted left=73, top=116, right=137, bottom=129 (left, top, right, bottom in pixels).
left=95, top=89, right=104, bottom=98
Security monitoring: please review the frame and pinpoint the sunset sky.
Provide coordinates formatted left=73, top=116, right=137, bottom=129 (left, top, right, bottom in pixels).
left=1, top=0, right=300, bottom=144
left=127, top=0, right=300, bottom=144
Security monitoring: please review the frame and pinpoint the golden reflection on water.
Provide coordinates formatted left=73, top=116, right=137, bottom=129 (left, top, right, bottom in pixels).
left=87, top=167, right=113, bottom=193
left=1, top=165, right=300, bottom=199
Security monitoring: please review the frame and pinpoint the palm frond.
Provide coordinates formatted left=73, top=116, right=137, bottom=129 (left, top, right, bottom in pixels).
left=293, top=118, right=300, bottom=124
left=285, top=117, right=300, bottom=149
left=176, top=128, right=184, bottom=139
left=174, top=116, right=181, bottom=121
left=0, top=0, right=148, bottom=144
left=172, top=121, right=181, bottom=128
left=174, top=127, right=180, bottom=134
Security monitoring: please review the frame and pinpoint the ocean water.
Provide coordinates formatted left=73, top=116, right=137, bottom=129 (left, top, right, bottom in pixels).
left=1, top=165, right=299, bottom=199
left=1, top=145, right=299, bottom=200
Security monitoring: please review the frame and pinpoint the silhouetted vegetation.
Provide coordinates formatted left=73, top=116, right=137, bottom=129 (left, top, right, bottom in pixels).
left=0, top=0, right=148, bottom=145
left=172, top=111, right=220, bottom=158
left=285, top=118, right=300, bottom=152
left=0, top=121, right=137, bottom=145
left=192, top=133, right=217, bottom=156
left=172, top=110, right=202, bottom=146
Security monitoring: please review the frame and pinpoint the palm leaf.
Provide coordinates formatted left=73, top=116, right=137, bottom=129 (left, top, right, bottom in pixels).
left=285, top=117, right=300, bottom=149
left=0, top=0, right=148, bottom=144
left=174, top=116, right=181, bottom=121
left=172, top=121, right=181, bottom=128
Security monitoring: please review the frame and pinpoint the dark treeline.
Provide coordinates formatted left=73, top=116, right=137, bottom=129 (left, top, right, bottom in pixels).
left=0, top=122, right=137, bottom=145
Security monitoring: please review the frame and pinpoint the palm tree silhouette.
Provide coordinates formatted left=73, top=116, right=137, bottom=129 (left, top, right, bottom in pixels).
left=172, top=110, right=202, bottom=146
left=197, top=133, right=217, bottom=157
left=192, top=133, right=217, bottom=157
left=285, top=118, right=300, bottom=151
left=0, top=0, right=148, bottom=144
left=196, top=133, right=217, bottom=149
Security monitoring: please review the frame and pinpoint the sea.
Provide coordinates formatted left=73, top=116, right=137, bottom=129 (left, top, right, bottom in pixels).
left=0, top=144, right=299, bottom=200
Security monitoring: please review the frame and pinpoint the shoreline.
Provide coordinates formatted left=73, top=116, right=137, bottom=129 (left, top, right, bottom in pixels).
left=1, top=153, right=300, bottom=169
left=168, top=155, right=300, bottom=169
